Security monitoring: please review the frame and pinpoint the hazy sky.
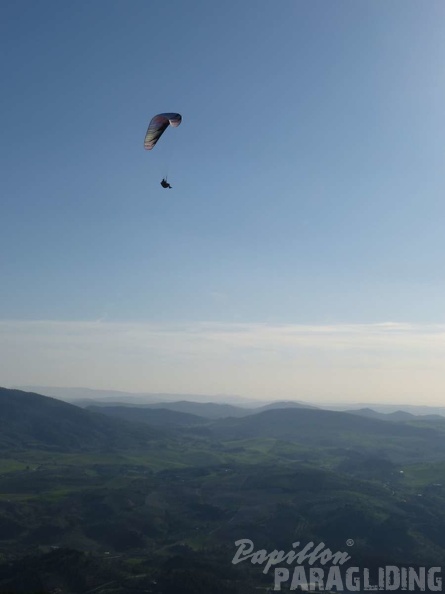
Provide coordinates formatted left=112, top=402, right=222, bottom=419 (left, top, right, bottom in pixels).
left=2, top=1, right=445, bottom=403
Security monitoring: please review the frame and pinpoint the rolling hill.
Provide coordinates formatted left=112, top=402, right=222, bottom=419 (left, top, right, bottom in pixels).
left=0, top=387, right=159, bottom=452
left=203, top=407, right=445, bottom=462
left=86, top=404, right=209, bottom=427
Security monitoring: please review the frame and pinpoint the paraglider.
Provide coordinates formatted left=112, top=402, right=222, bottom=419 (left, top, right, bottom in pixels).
left=144, top=113, right=182, bottom=188
left=144, top=113, right=182, bottom=150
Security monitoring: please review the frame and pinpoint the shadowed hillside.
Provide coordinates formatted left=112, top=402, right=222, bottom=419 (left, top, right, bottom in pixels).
left=204, top=407, right=445, bottom=462
left=2, top=388, right=445, bottom=591
left=86, top=405, right=209, bottom=427
left=87, top=400, right=316, bottom=425
left=0, top=388, right=160, bottom=452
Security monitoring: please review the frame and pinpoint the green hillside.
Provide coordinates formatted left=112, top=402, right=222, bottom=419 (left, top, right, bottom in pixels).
left=1, top=387, right=445, bottom=593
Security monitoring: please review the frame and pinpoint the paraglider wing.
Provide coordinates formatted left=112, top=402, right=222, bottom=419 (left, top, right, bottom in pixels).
left=144, top=113, right=182, bottom=150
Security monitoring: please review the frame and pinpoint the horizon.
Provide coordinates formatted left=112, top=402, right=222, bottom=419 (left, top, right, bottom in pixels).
left=2, top=319, right=445, bottom=405
left=6, top=380, right=445, bottom=413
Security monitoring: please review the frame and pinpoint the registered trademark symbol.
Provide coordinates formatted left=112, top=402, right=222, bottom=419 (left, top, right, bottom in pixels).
left=346, top=539, right=354, bottom=547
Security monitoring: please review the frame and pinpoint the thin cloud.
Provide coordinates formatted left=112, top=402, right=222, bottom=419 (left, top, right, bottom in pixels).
left=1, top=319, right=445, bottom=403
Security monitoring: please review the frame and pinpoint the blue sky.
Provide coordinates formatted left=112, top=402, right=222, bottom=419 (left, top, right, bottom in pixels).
left=2, top=1, right=445, bottom=401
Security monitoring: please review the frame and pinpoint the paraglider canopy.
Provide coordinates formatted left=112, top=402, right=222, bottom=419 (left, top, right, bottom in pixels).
left=144, top=113, right=182, bottom=150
